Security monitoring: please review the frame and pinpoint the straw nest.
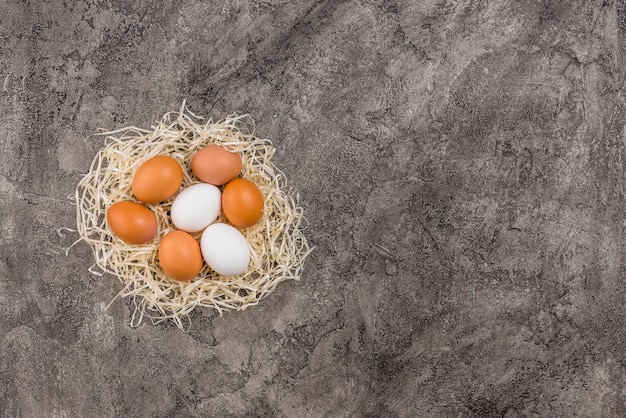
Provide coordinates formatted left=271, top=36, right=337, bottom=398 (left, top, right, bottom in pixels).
left=69, top=103, right=311, bottom=329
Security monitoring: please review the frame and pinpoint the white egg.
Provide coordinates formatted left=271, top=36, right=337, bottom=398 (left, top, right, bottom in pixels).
left=201, top=223, right=250, bottom=276
left=171, top=183, right=221, bottom=232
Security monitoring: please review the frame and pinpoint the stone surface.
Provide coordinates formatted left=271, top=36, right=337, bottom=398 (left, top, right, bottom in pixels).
left=1, top=0, right=626, bottom=416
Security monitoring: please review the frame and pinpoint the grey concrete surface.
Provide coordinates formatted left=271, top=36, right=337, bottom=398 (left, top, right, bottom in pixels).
left=1, top=0, right=626, bottom=416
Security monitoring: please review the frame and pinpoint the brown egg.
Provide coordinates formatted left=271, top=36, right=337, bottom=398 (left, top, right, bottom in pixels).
left=132, top=156, right=183, bottom=204
left=158, top=230, right=204, bottom=281
left=191, top=145, right=242, bottom=186
left=222, top=178, right=264, bottom=228
left=106, top=201, right=157, bottom=245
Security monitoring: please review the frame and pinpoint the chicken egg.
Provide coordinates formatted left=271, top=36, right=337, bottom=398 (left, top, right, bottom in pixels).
left=158, top=230, right=204, bottom=281
left=106, top=201, right=157, bottom=245
left=191, top=145, right=242, bottom=186
left=132, top=156, right=183, bottom=204
left=222, top=178, right=264, bottom=228
left=170, top=183, right=221, bottom=233
left=200, top=223, right=250, bottom=276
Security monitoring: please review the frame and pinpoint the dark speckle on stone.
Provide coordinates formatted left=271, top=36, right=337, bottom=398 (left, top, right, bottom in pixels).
left=1, top=0, right=626, bottom=416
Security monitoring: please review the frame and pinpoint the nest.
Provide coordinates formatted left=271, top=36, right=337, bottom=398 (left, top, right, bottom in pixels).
left=71, top=103, right=311, bottom=329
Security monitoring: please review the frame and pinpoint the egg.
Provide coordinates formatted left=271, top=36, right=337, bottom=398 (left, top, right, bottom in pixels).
left=191, top=145, right=242, bottom=186
left=132, top=156, right=183, bottom=204
left=222, top=178, right=264, bottom=228
left=158, top=230, right=204, bottom=281
left=170, top=183, right=221, bottom=232
left=201, top=223, right=250, bottom=276
left=106, top=201, right=157, bottom=245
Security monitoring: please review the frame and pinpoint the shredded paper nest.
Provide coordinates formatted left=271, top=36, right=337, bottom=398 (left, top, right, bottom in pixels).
left=72, top=104, right=311, bottom=329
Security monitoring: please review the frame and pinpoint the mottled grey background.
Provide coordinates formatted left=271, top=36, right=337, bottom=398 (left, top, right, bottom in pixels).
left=1, top=0, right=626, bottom=417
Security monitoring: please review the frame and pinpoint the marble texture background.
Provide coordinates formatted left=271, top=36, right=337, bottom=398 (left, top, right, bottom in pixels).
left=1, top=0, right=626, bottom=416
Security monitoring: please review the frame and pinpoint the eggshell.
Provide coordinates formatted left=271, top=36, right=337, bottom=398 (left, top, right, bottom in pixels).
left=222, top=178, right=264, bottom=228
left=201, top=223, right=250, bottom=276
left=191, top=145, right=242, bottom=186
left=170, top=183, right=221, bottom=233
left=132, top=156, right=183, bottom=204
left=106, top=201, right=157, bottom=245
left=158, top=230, right=204, bottom=281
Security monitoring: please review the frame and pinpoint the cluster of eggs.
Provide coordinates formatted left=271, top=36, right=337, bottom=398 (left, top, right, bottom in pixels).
left=105, top=145, right=264, bottom=281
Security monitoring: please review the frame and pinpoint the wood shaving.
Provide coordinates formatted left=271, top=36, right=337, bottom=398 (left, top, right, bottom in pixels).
left=72, top=103, right=312, bottom=329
